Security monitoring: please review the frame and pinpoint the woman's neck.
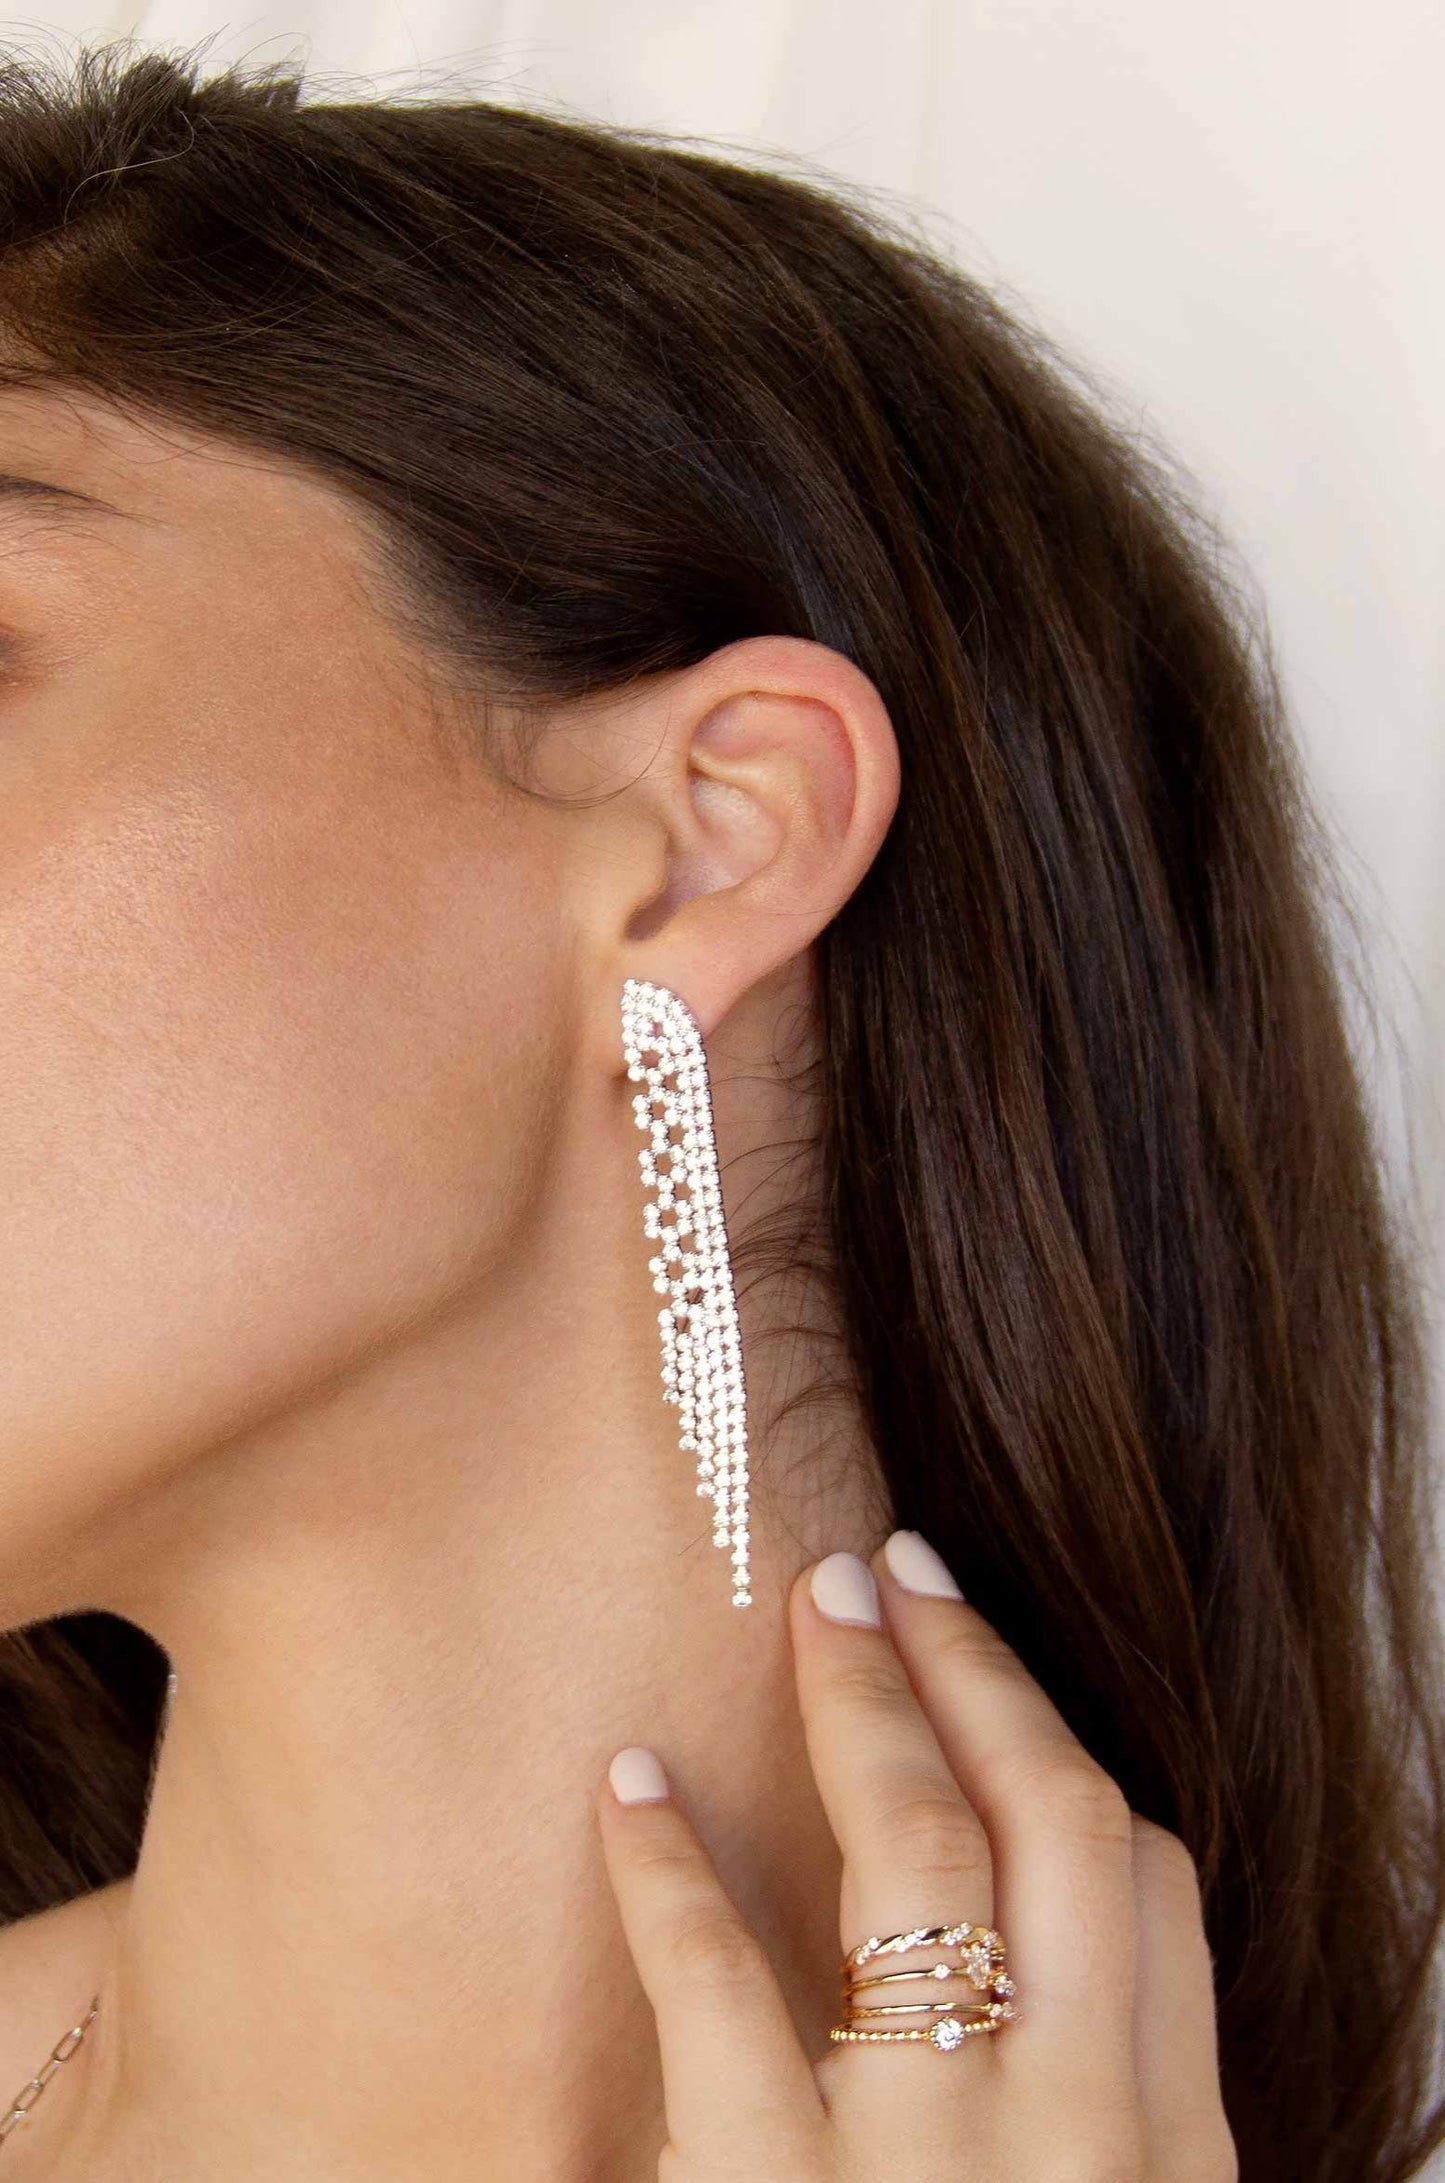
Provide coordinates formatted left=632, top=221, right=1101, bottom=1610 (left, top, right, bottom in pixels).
left=48, top=1088, right=889, bottom=2179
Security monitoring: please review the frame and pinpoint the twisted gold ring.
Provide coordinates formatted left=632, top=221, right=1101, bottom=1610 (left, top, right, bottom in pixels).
left=829, top=1921, right=1018, bottom=2052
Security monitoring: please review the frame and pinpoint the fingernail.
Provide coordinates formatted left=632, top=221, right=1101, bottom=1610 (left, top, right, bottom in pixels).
left=883, top=1530, right=965, bottom=1600
left=609, top=1746, right=670, bottom=1804
left=810, top=1551, right=882, bottom=1627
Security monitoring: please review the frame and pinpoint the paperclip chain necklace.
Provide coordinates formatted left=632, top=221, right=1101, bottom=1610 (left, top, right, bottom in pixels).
left=4, top=1673, right=170, bottom=2152
left=0, top=1996, right=100, bottom=2152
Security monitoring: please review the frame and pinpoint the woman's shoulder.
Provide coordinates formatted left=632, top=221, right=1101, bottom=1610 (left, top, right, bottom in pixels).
left=0, top=1878, right=126, bottom=2111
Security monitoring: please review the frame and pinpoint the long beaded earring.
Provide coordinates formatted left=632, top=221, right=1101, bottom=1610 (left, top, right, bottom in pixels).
left=621, top=977, right=752, bottom=1607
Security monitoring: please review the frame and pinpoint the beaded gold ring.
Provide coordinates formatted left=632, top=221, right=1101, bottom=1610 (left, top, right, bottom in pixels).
left=829, top=1921, right=1018, bottom=2052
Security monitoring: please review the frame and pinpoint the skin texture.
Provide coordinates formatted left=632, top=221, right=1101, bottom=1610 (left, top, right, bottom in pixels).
left=0, top=385, right=1233, bottom=2180
left=598, top=1538, right=1234, bottom=2181
left=0, top=382, right=903, bottom=2178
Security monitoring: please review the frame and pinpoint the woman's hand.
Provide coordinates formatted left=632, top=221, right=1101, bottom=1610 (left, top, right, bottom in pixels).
left=595, top=1530, right=1237, bottom=2181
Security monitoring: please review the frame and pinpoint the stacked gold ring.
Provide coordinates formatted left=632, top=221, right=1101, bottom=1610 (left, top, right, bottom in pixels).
left=829, top=1921, right=1018, bottom=2051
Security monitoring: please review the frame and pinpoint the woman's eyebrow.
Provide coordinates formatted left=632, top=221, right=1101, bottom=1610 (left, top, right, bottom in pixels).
left=0, top=471, right=127, bottom=516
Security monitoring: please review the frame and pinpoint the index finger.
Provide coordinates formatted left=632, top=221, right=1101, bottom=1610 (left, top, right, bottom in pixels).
left=596, top=1746, right=827, bottom=2167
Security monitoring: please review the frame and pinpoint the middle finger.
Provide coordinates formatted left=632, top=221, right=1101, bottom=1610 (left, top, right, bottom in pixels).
left=790, top=1553, right=995, bottom=2008
left=874, top=1530, right=1139, bottom=2087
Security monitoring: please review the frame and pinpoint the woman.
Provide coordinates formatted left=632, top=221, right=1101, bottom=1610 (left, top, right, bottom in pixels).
left=0, top=41, right=1439, bottom=2180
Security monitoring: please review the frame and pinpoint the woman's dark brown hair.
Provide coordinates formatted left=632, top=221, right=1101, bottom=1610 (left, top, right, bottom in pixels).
left=0, top=40, right=1440, bottom=2178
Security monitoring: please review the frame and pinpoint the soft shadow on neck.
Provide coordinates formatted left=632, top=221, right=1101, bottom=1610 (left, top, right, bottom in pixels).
left=37, top=999, right=893, bottom=2181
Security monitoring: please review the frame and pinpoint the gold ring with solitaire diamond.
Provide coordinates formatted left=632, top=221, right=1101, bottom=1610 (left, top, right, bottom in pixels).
left=829, top=1921, right=1018, bottom=2052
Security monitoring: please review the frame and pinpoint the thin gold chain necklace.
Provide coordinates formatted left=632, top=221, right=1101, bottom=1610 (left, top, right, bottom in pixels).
left=0, top=1997, right=101, bottom=2151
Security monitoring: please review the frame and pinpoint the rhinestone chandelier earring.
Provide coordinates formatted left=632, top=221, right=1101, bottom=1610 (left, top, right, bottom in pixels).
left=621, top=977, right=752, bottom=1607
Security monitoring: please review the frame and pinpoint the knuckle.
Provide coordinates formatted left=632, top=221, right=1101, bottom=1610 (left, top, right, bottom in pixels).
left=931, top=1614, right=1030, bottom=1684
left=1130, top=1814, right=1205, bottom=1907
left=663, top=2140, right=825, bottom=2183
left=668, top=1909, right=767, bottom=1995
left=993, top=1747, right=1133, bottom=1847
left=1200, top=2133, right=1240, bottom=2183
left=626, top=1836, right=704, bottom=1891
left=1043, top=2086, right=1152, bottom=2174
left=1169, top=2120, right=1239, bottom=2183
left=1045, top=2109, right=1147, bottom=2183
left=823, top=1657, right=913, bottom=1717
left=1207, top=2133, right=1241, bottom=2183
left=879, top=1788, right=989, bottom=1884
left=1081, top=2130, right=1151, bottom=2182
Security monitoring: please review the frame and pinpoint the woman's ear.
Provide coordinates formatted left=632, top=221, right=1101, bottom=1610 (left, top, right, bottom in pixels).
left=568, top=635, right=900, bottom=1039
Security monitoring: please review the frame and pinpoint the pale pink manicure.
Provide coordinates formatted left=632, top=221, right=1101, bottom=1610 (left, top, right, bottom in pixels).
left=609, top=1746, right=670, bottom=1804
left=810, top=1551, right=882, bottom=1627
left=884, top=1529, right=965, bottom=1599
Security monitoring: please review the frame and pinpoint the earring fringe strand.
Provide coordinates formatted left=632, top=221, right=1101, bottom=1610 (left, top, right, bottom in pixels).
left=622, top=978, right=751, bottom=1607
